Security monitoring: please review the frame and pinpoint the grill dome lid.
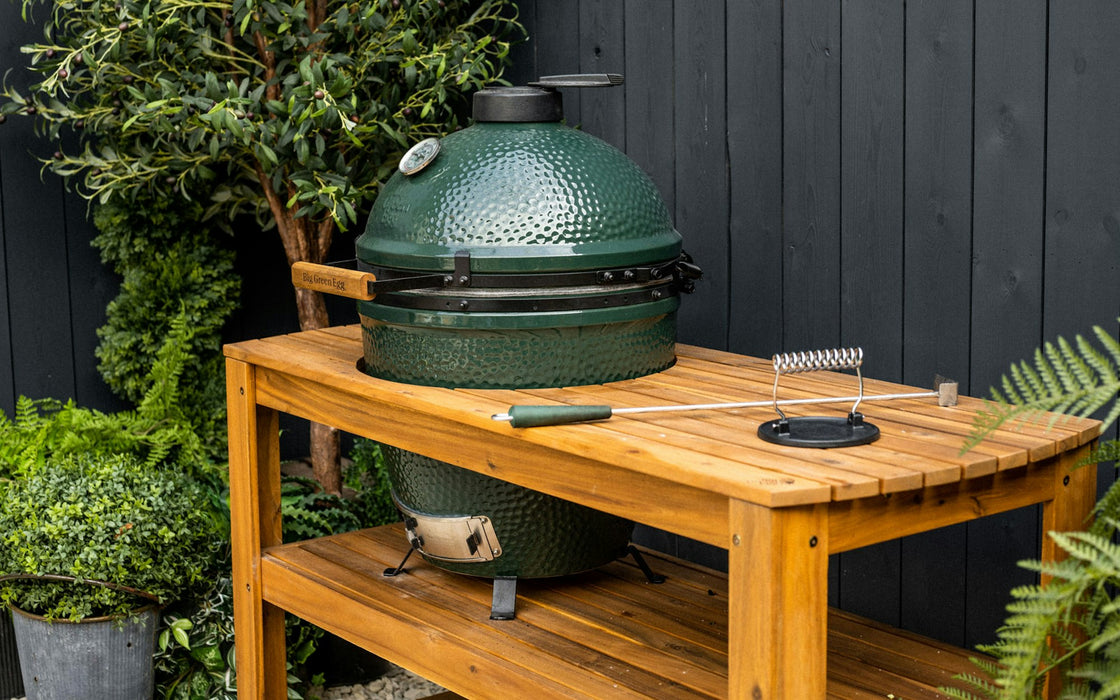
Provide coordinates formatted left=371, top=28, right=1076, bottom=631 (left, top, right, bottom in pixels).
left=356, top=77, right=681, bottom=275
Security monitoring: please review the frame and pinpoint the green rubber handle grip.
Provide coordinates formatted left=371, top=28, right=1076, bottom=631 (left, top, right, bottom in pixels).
left=507, top=405, right=613, bottom=428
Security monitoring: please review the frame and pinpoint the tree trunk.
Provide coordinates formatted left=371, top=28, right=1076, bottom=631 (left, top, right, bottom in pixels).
left=248, top=41, right=343, bottom=494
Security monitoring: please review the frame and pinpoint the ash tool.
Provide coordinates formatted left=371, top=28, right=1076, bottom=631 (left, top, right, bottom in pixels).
left=493, top=347, right=958, bottom=449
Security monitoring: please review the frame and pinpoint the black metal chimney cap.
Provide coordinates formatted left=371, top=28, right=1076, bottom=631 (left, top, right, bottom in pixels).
left=472, top=85, right=563, bottom=123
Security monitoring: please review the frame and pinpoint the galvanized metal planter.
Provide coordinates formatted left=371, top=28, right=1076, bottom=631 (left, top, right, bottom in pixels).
left=10, top=605, right=158, bottom=700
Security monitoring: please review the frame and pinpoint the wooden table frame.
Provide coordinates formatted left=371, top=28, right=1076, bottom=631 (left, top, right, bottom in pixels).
left=226, top=326, right=1099, bottom=698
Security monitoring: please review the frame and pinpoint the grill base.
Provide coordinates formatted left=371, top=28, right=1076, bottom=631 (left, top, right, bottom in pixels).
left=384, top=446, right=633, bottom=578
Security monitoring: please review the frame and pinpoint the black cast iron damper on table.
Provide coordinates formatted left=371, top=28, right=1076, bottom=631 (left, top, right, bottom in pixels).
left=293, top=74, right=702, bottom=620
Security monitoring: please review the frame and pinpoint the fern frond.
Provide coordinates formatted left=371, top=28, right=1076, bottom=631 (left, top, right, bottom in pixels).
left=940, top=670, right=997, bottom=700
left=1090, top=479, right=1120, bottom=538
left=1050, top=530, right=1120, bottom=571
left=965, top=320, right=1120, bottom=451
left=1080, top=333, right=1118, bottom=385
left=1095, top=323, right=1120, bottom=360
left=1071, top=657, right=1120, bottom=699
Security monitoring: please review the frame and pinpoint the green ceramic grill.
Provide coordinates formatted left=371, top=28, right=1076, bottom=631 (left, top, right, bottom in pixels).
left=296, top=75, right=700, bottom=588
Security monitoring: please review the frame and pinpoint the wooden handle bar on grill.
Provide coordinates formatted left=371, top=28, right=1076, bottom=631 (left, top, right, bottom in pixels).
left=291, top=262, right=376, bottom=300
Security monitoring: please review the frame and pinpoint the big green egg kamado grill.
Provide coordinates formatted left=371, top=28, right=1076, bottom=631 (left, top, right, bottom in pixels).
left=295, top=74, right=701, bottom=617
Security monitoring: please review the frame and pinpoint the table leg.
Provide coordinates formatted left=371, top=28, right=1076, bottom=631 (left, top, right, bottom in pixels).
left=1041, top=442, right=1097, bottom=567
left=227, top=358, right=287, bottom=698
left=1040, top=442, right=1097, bottom=699
left=728, top=499, right=829, bottom=698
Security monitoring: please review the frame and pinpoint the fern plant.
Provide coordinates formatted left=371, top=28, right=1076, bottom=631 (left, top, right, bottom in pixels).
left=964, top=321, right=1120, bottom=451
left=0, top=311, right=212, bottom=482
left=945, top=319, right=1120, bottom=699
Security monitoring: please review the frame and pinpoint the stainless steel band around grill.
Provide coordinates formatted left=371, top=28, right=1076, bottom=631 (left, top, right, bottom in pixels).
left=356, top=251, right=701, bottom=313
left=395, top=495, right=503, bottom=564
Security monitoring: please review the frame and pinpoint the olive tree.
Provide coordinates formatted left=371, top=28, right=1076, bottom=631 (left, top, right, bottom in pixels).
left=1, top=0, right=521, bottom=491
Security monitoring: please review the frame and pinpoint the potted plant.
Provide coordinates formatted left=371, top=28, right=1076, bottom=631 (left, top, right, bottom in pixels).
left=0, top=452, right=220, bottom=699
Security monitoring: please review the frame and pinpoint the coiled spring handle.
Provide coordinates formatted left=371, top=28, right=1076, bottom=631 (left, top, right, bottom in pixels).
left=759, top=346, right=879, bottom=448
left=771, top=347, right=865, bottom=421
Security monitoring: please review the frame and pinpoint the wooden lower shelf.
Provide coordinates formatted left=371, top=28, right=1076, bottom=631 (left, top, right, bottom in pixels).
left=262, top=524, right=987, bottom=699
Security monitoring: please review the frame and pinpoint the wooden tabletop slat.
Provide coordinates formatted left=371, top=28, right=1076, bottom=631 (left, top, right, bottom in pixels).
left=477, top=380, right=979, bottom=488
left=488, top=384, right=960, bottom=494
left=460, top=386, right=886, bottom=500
left=507, top=371, right=1014, bottom=478
left=638, top=356, right=1097, bottom=467
left=225, top=326, right=1100, bottom=509
left=673, top=347, right=1099, bottom=450
left=666, top=359, right=1079, bottom=453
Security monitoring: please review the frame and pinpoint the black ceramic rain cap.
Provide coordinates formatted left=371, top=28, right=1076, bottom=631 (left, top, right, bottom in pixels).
left=472, top=74, right=623, bottom=123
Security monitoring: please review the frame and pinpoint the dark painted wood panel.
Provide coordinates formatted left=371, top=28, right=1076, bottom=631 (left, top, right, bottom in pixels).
left=840, top=0, right=904, bottom=385
left=1044, top=0, right=1120, bottom=494
left=0, top=12, right=78, bottom=407
left=673, top=0, right=728, bottom=351
left=781, top=0, right=842, bottom=352
left=577, top=0, right=625, bottom=151
left=903, top=0, right=974, bottom=389
left=726, top=0, right=783, bottom=358
left=63, top=194, right=124, bottom=411
left=835, top=0, right=905, bottom=629
left=958, top=0, right=1050, bottom=650
left=901, top=0, right=977, bottom=648
left=970, top=0, right=1047, bottom=379
left=0, top=154, right=13, bottom=415
left=532, top=2, right=582, bottom=128
left=1044, top=3, right=1120, bottom=348
left=623, top=0, right=674, bottom=214
left=504, top=0, right=537, bottom=85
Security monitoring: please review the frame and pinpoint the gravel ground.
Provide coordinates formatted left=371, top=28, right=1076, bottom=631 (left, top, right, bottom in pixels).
left=318, top=664, right=446, bottom=699
left=7, top=664, right=445, bottom=700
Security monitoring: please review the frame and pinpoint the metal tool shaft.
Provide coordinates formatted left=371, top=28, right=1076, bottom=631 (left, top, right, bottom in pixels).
left=492, top=386, right=955, bottom=428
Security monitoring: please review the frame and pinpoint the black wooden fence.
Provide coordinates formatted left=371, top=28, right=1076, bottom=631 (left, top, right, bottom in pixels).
left=1, top=0, right=1118, bottom=652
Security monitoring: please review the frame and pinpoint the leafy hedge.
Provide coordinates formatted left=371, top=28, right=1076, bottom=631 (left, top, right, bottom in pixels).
left=93, top=192, right=239, bottom=457
left=0, top=453, right=220, bottom=621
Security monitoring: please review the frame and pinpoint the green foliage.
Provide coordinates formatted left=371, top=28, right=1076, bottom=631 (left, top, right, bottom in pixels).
left=281, top=474, right=361, bottom=542
left=151, top=562, right=325, bottom=699
left=0, top=453, right=221, bottom=621
left=1, top=0, right=523, bottom=232
left=0, top=314, right=216, bottom=481
left=946, top=320, right=1120, bottom=698
left=279, top=441, right=398, bottom=543
left=153, top=575, right=238, bottom=700
left=345, top=439, right=400, bottom=528
left=964, top=320, right=1120, bottom=452
left=92, top=191, right=239, bottom=457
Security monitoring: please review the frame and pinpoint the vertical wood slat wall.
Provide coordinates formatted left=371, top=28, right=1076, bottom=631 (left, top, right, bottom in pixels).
left=1, top=0, right=1117, bottom=650
left=509, top=0, right=1120, bottom=649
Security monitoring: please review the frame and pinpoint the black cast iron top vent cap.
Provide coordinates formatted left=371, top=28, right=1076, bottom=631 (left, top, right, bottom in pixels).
left=472, top=73, right=623, bottom=123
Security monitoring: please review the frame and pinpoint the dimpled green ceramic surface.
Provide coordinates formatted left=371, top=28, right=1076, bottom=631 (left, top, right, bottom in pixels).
left=357, top=122, right=681, bottom=273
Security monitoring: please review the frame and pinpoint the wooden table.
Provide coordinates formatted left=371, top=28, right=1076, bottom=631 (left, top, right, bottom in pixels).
left=225, top=325, right=1100, bottom=698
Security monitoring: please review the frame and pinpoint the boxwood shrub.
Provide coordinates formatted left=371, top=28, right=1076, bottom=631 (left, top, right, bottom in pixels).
left=0, top=453, right=220, bottom=621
